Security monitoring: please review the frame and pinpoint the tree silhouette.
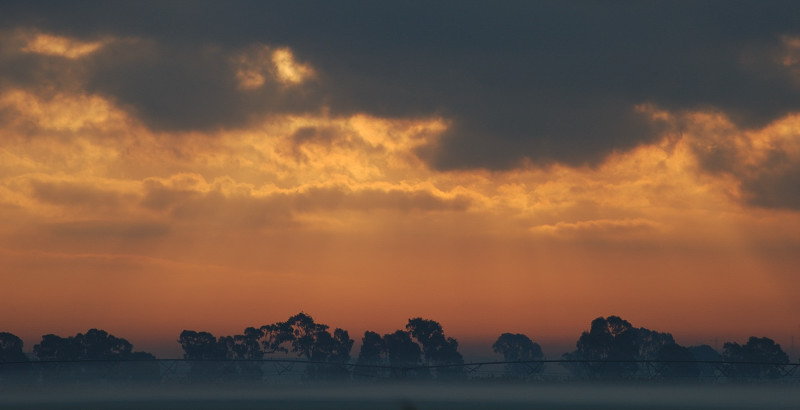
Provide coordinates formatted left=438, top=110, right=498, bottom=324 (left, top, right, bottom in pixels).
left=635, top=326, right=675, bottom=361
left=35, top=329, right=154, bottom=361
left=655, top=343, right=698, bottom=379
left=178, top=313, right=354, bottom=381
left=0, top=332, right=28, bottom=363
left=178, top=330, right=231, bottom=382
left=382, top=330, right=424, bottom=378
left=355, top=331, right=385, bottom=378
left=260, top=313, right=353, bottom=379
left=406, top=318, right=464, bottom=379
left=34, top=334, right=80, bottom=361
left=688, top=344, right=721, bottom=379
left=354, top=318, right=464, bottom=380
left=219, top=327, right=265, bottom=364
left=222, top=327, right=265, bottom=380
left=34, top=329, right=157, bottom=382
left=492, top=333, right=544, bottom=378
left=307, top=327, right=354, bottom=378
left=0, top=332, right=31, bottom=384
left=280, top=312, right=321, bottom=358
left=723, top=336, right=789, bottom=380
left=178, top=330, right=226, bottom=360
left=563, top=316, right=675, bottom=379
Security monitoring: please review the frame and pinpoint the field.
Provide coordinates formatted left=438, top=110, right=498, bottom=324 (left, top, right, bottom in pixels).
left=2, top=382, right=797, bottom=410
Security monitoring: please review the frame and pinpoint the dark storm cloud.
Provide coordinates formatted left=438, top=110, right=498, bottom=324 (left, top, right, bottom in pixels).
left=696, top=145, right=800, bottom=211
left=86, top=41, right=250, bottom=131
left=3, top=1, right=800, bottom=169
left=691, top=125, right=800, bottom=210
left=742, top=162, right=800, bottom=210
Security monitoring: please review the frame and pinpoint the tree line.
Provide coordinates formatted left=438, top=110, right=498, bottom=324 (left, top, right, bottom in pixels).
left=0, top=329, right=159, bottom=382
left=0, top=314, right=793, bottom=382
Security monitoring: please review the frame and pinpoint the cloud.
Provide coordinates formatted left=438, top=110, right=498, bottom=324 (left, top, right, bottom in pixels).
left=2, top=2, right=800, bottom=170
left=675, top=110, right=800, bottom=210
left=85, top=40, right=326, bottom=132
left=531, top=218, right=661, bottom=237
left=140, top=178, right=202, bottom=212
left=271, top=48, right=315, bottom=86
left=291, top=185, right=471, bottom=213
left=45, top=220, right=170, bottom=240
left=1, top=22, right=799, bottom=352
left=139, top=175, right=471, bottom=230
left=0, top=90, right=125, bottom=132
left=21, top=32, right=109, bottom=59
left=0, top=32, right=323, bottom=133
left=0, top=81, right=469, bottom=232
left=30, top=179, right=129, bottom=209
left=740, top=162, right=800, bottom=209
left=230, top=45, right=315, bottom=90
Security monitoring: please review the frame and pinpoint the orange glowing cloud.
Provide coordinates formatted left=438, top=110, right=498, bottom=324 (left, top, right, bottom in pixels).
left=271, top=48, right=315, bottom=85
left=1, top=85, right=797, bottom=253
left=1, top=83, right=799, bottom=357
left=0, top=89, right=126, bottom=132
left=234, top=45, right=316, bottom=90
left=21, top=32, right=109, bottom=59
left=1, top=85, right=797, bottom=246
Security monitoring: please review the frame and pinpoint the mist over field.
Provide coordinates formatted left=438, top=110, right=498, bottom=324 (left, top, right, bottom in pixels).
left=2, top=381, right=799, bottom=410
left=2, top=314, right=798, bottom=409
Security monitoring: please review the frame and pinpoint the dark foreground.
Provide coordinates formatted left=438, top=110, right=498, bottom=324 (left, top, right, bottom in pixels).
left=1, top=382, right=797, bottom=410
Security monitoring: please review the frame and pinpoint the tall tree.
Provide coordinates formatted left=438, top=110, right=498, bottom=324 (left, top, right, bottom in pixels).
left=330, top=328, right=355, bottom=364
left=0, top=332, right=31, bottom=384
left=688, top=345, right=721, bottom=379
left=269, top=313, right=353, bottom=362
left=178, top=330, right=230, bottom=382
left=258, top=313, right=354, bottom=379
left=563, top=316, right=675, bottom=379
left=723, top=336, right=789, bottom=380
left=492, top=333, right=544, bottom=378
left=382, top=330, right=424, bottom=378
left=34, top=334, right=80, bottom=361
left=34, top=329, right=157, bottom=382
left=406, top=318, right=464, bottom=378
left=229, top=327, right=265, bottom=360
left=177, top=313, right=354, bottom=381
left=178, top=330, right=226, bottom=360
left=35, top=329, right=154, bottom=361
left=355, top=331, right=385, bottom=378
left=0, top=332, right=29, bottom=363
left=355, top=318, right=464, bottom=380
left=655, top=343, right=698, bottom=379
left=226, top=327, right=266, bottom=380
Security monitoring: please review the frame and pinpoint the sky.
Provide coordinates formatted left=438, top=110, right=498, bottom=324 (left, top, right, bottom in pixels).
left=1, top=1, right=799, bottom=359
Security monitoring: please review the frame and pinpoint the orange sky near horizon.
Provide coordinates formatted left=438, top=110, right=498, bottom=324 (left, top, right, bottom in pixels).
left=1, top=31, right=800, bottom=359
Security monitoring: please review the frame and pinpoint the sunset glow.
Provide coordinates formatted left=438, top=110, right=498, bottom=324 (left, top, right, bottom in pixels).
left=1, top=3, right=799, bottom=359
